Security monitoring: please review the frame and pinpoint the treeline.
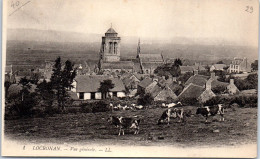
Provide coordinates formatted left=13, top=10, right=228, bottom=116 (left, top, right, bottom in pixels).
left=5, top=57, right=77, bottom=118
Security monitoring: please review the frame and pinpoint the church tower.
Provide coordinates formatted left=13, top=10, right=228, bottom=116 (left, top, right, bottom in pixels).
left=100, top=25, right=121, bottom=62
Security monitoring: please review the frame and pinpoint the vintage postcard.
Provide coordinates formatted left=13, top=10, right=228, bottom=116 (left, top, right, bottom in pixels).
left=2, top=0, right=259, bottom=157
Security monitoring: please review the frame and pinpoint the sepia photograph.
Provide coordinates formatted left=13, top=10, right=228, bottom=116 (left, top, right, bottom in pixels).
left=2, top=0, right=259, bottom=157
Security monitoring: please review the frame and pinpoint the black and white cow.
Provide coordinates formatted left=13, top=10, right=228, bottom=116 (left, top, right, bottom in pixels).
left=196, top=104, right=225, bottom=122
left=157, top=108, right=185, bottom=125
left=107, top=116, right=141, bottom=136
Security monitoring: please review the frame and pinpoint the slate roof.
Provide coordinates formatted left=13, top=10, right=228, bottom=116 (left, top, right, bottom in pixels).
left=75, top=75, right=125, bottom=93
left=139, top=54, right=163, bottom=63
left=138, top=78, right=153, bottom=88
left=141, top=63, right=162, bottom=69
left=101, top=61, right=134, bottom=69
left=211, top=80, right=229, bottom=88
left=212, top=64, right=226, bottom=70
left=178, top=83, right=205, bottom=99
left=150, top=85, right=163, bottom=98
left=185, top=75, right=209, bottom=87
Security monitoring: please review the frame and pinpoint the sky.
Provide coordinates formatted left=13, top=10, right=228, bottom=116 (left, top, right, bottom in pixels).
left=6, top=0, right=259, bottom=46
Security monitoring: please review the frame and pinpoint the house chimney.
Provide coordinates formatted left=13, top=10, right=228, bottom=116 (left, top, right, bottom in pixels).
left=230, top=79, right=234, bottom=85
left=194, top=70, right=198, bottom=75
left=210, top=72, right=216, bottom=79
left=172, top=77, right=177, bottom=82
left=153, top=77, right=158, bottom=82
left=205, top=79, right=212, bottom=90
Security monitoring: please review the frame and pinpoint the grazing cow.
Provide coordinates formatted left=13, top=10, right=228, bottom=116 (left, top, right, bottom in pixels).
left=161, top=103, right=167, bottom=108
left=109, top=103, right=114, bottom=111
left=162, top=102, right=183, bottom=108
left=168, top=102, right=182, bottom=108
left=135, top=105, right=144, bottom=110
left=157, top=108, right=184, bottom=125
left=196, top=104, right=225, bottom=122
left=122, top=105, right=130, bottom=110
left=107, top=116, right=141, bottom=136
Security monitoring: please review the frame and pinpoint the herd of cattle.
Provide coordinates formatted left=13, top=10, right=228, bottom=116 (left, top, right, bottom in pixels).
left=107, top=102, right=225, bottom=136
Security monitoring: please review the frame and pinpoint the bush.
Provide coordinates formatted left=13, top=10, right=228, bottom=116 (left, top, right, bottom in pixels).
left=178, top=97, right=199, bottom=106
left=137, top=93, right=154, bottom=106
left=203, top=95, right=231, bottom=106
left=92, top=101, right=110, bottom=113
left=204, top=95, right=257, bottom=107
left=80, top=100, right=110, bottom=113
left=212, top=85, right=227, bottom=94
left=80, top=103, right=93, bottom=113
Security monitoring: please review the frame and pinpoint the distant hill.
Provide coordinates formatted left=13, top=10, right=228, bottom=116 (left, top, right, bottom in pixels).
left=7, top=28, right=102, bottom=43
left=6, top=28, right=258, bottom=70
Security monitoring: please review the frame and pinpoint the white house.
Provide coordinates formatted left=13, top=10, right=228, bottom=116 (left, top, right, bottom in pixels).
left=229, top=57, right=250, bottom=73
left=71, top=75, right=126, bottom=100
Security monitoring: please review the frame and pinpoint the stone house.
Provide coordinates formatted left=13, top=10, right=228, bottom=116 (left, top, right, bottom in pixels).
left=210, top=64, right=227, bottom=72
left=226, top=79, right=240, bottom=95
left=71, top=75, right=126, bottom=100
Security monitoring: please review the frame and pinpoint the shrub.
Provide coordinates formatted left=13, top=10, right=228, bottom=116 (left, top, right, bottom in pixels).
left=92, top=101, right=110, bottom=113
left=80, top=103, right=93, bottom=113
left=44, top=106, right=61, bottom=116
left=178, top=97, right=199, bottom=106
left=204, top=95, right=257, bottom=107
left=203, top=95, right=231, bottom=106
left=137, top=93, right=154, bottom=106
left=212, top=85, right=227, bottom=94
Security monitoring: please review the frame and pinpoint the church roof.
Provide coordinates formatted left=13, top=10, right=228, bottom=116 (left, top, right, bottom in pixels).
left=106, top=27, right=117, bottom=34
left=139, top=54, right=164, bottom=63
left=141, top=63, right=162, bottom=69
left=101, top=61, right=134, bottom=69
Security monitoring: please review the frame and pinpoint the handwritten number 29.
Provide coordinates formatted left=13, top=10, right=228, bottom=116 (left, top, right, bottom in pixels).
left=11, top=1, right=20, bottom=9
left=245, top=6, right=253, bottom=13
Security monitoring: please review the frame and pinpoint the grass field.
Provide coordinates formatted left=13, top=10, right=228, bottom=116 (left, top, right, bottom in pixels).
left=4, top=106, right=257, bottom=147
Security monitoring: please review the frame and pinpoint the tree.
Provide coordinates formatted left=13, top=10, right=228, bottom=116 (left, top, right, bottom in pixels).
left=154, top=59, right=183, bottom=78
left=18, top=77, right=31, bottom=102
left=98, top=80, right=114, bottom=99
left=251, top=60, right=258, bottom=71
left=50, top=57, right=77, bottom=110
left=216, top=60, right=224, bottom=64
left=174, top=58, right=182, bottom=67
left=36, top=79, right=55, bottom=107
left=177, top=72, right=193, bottom=84
left=6, top=77, right=37, bottom=117
left=212, top=85, right=226, bottom=94
left=137, top=93, right=153, bottom=106
left=4, top=81, right=11, bottom=98
left=246, top=73, right=258, bottom=89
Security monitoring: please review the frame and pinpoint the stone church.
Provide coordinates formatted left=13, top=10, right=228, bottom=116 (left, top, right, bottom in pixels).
left=98, top=26, right=164, bottom=75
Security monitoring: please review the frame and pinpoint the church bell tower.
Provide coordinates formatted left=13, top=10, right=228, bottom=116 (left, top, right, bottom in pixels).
left=100, top=25, right=121, bottom=62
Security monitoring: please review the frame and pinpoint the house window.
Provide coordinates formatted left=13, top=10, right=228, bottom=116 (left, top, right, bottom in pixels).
left=79, top=92, right=84, bottom=100
left=109, top=42, right=112, bottom=53
left=91, top=92, right=95, bottom=99
left=113, top=92, right=117, bottom=97
left=114, top=42, right=117, bottom=54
